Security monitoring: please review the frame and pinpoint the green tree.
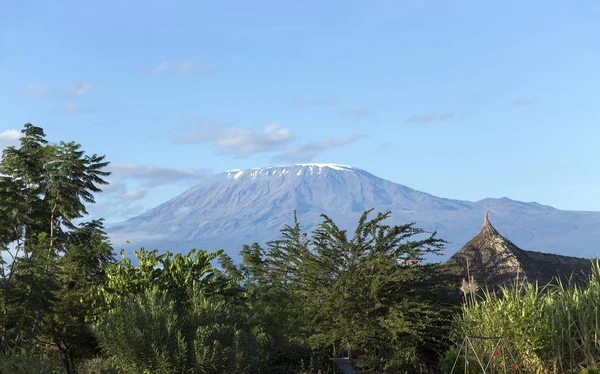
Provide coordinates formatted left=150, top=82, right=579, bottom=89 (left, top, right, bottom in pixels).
left=239, top=242, right=313, bottom=372
left=262, top=209, right=455, bottom=372
left=39, top=220, right=115, bottom=374
left=0, top=124, right=109, bottom=253
left=0, top=123, right=111, bottom=374
left=44, top=141, right=109, bottom=248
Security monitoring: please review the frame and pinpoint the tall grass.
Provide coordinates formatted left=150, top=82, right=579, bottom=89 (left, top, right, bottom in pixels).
left=446, top=259, right=600, bottom=374
left=449, top=280, right=551, bottom=373
left=546, top=260, right=600, bottom=372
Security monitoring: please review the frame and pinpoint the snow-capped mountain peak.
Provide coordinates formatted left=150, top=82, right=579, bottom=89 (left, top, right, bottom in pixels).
left=224, top=164, right=354, bottom=180
left=108, top=164, right=600, bottom=263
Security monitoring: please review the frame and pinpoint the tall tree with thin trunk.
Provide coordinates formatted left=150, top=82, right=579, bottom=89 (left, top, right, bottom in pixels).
left=0, top=123, right=111, bottom=373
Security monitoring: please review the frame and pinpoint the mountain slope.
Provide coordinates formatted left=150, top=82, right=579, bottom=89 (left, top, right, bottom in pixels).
left=108, top=164, right=600, bottom=261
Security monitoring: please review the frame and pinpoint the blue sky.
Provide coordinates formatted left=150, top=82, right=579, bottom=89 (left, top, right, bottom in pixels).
left=1, top=0, right=600, bottom=224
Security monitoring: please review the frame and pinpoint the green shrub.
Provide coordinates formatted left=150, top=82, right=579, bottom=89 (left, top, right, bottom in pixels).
left=96, top=285, right=258, bottom=373
left=78, top=356, right=118, bottom=374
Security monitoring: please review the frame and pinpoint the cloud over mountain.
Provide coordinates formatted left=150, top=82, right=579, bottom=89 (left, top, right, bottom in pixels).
left=214, top=123, right=293, bottom=158
left=107, top=164, right=212, bottom=187
left=272, top=135, right=365, bottom=162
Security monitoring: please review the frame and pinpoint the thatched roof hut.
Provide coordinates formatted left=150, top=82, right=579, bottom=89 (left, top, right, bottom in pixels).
left=445, top=210, right=593, bottom=289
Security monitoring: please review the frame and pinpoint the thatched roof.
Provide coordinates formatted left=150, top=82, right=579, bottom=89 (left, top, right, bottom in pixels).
left=445, top=210, right=593, bottom=289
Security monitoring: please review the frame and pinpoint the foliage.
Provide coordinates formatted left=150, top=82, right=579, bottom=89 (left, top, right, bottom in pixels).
left=579, top=370, right=600, bottom=374
left=447, top=259, right=600, bottom=373
left=438, top=346, right=479, bottom=374
left=96, top=283, right=258, bottom=373
left=246, top=209, right=456, bottom=372
left=99, top=247, right=236, bottom=310
left=6, top=121, right=600, bottom=374
left=239, top=242, right=314, bottom=373
left=297, top=358, right=324, bottom=374
left=354, top=353, right=389, bottom=372
left=96, top=245, right=259, bottom=373
left=96, top=286, right=189, bottom=373
left=451, top=280, right=551, bottom=372
left=77, top=356, right=118, bottom=374
left=545, top=260, right=600, bottom=372
left=39, top=220, right=115, bottom=372
left=0, top=123, right=112, bottom=373
left=0, top=350, right=64, bottom=373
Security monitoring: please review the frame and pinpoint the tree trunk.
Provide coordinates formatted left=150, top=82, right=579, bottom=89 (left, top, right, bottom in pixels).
left=60, top=346, right=78, bottom=374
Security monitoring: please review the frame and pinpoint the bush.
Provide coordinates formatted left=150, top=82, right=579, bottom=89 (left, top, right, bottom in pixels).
left=78, top=356, right=118, bottom=374
left=96, top=285, right=258, bottom=373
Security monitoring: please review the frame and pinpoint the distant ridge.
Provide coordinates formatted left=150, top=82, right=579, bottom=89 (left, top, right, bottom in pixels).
left=107, top=164, right=600, bottom=262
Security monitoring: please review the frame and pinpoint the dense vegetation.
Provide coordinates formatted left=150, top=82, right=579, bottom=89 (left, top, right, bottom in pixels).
left=1, top=124, right=599, bottom=374
left=443, top=263, right=600, bottom=374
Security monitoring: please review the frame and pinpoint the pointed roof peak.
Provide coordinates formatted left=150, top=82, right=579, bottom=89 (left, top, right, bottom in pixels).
left=480, top=209, right=500, bottom=236
left=447, top=208, right=594, bottom=289
left=484, top=209, right=493, bottom=226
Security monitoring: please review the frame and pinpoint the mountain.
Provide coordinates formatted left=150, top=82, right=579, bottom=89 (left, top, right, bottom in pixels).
left=107, top=164, right=600, bottom=262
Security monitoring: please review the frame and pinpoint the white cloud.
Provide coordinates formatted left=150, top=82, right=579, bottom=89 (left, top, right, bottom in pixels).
left=273, top=134, right=365, bottom=162
left=90, top=165, right=211, bottom=223
left=107, top=163, right=212, bottom=187
left=173, top=121, right=232, bottom=144
left=214, top=123, right=293, bottom=158
left=0, top=129, right=21, bottom=151
left=99, top=179, right=126, bottom=194
left=89, top=182, right=147, bottom=222
left=120, top=189, right=147, bottom=202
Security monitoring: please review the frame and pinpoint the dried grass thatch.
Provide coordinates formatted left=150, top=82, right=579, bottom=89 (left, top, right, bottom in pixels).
left=445, top=210, right=593, bottom=289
